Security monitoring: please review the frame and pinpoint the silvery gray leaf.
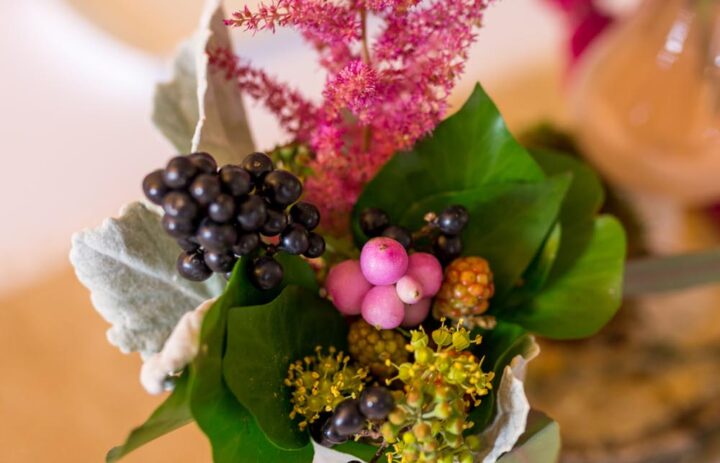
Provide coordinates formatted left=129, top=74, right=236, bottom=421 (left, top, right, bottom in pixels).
left=153, top=0, right=254, bottom=166
left=70, top=202, right=225, bottom=357
left=478, top=338, right=540, bottom=463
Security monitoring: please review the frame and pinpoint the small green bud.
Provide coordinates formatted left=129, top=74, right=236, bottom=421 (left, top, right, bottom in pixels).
left=465, top=434, right=482, bottom=451
left=459, top=451, right=474, bottom=463
left=414, top=346, right=433, bottom=364
left=432, top=327, right=452, bottom=347
left=413, top=422, right=432, bottom=441
left=434, top=401, right=452, bottom=419
left=452, top=330, right=471, bottom=351
left=410, top=330, right=429, bottom=348
left=402, top=431, right=416, bottom=445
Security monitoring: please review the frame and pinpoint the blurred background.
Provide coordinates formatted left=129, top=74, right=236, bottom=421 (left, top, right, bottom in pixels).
left=1, top=0, right=719, bottom=462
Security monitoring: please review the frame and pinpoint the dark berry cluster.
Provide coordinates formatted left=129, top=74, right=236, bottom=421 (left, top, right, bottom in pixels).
left=142, top=152, right=325, bottom=289
left=316, top=387, right=395, bottom=448
left=359, top=205, right=469, bottom=264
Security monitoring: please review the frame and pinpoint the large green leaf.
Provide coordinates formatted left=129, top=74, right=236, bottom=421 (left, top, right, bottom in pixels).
left=224, top=286, right=348, bottom=449
left=106, top=371, right=193, bottom=462
left=352, top=83, right=545, bottom=246
left=507, top=216, right=626, bottom=339
left=497, top=411, right=561, bottom=463
left=189, top=255, right=316, bottom=463
left=396, top=177, right=570, bottom=296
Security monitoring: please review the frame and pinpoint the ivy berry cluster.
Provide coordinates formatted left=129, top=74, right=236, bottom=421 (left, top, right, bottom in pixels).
left=359, top=205, right=470, bottom=263
left=319, top=387, right=396, bottom=448
left=142, top=152, right=325, bottom=289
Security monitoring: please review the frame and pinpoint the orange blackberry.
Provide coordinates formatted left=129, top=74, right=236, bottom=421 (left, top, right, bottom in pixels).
left=347, top=319, right=409, bottom=379
left=433, top=256, right=494, bottom=321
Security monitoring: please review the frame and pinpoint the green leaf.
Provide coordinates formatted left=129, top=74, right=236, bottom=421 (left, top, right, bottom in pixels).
left=333, top=441, right=385, bottom=461
left=497, top=411, right=561, bottom=463
left=507, top=215, right=626, bottom=338
left=624, top=247, right=720, bottom=295
left=396, top=176, right=571, bottom=297
left=353, top=83, right=545, bottom=246
left=189, top=255, right=316, bottom=463
left=224, top=286, right=348, bottom=449
left=106, top=372, right=193, bottom=462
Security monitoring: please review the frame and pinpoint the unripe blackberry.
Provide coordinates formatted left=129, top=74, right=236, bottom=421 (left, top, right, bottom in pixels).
left=347, top=319, right=408, bottom=379
left=433, top=256, right=495, bottom=320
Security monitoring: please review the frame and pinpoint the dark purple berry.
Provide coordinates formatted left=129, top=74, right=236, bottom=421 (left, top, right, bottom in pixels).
left=241, top=152, right=274, bottom=180
left=437, top=205, right=469, bottom=235
left=261, top=209, right=288, bottom=237
left=196, top=221, right=237, bottom=252
left=290, top=202, right=320, bottom=230
left=304, top=232, right=325, bottom=258
left=236, top=195, right=268, bottom=232
left=320, top=421, right=347, bottom=446
left=204, top=251, right=237, bottom=273
left=219, top=165, right=253, bottom=197
left=189, top=174, right=222, bottom=205
left=208, top=194, right=235, bottom=223
left=359, top=208, right=390, bottom=237
left=142, top=169, right=169, bottom=205
left=163, top=156, right=198, bottom=189
left=233, top=232, right=261, bottom=256
left=177, top=251, right=212, bottom=281
left=262, top=170, right=302, bottom=207
left=162, top=191, right=198, bottom=220
left=162, top=215, right=195, bottom=238
left=176, top=237, right=199, bottom=252
left=280, top=224, right=310, bottom=255
left=188, top=152, right=217, bottom=174
left=434, top=234, right=463, bottom=263
left=250, top=255, right=284, bottom=290
left=382, top=225, right=412, bottom=249
left=358, top=387, right=394, bottom=420
left=330, top=400, right=364, bottom=437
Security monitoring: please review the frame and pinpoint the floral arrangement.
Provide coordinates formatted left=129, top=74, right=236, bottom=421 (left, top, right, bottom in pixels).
left=69, top=0, right=627, bottom=462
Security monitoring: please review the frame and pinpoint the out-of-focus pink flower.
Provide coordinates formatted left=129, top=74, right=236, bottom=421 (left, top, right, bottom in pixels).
left=221, top=0, right=493, bottom=232
left=544, top=0, right=614, bottom=65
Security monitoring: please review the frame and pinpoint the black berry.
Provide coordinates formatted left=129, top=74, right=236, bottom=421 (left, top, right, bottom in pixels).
left=437, top=205, right=469, bottom=235
left=241, top=152, right=274, bottom=180
left=250, top=256, right=284, bottom=290
left=304, top=232, right=325, bottom=258
left=142, top=169, right=169, bottom=205
left=434, top=234, right=463, bottom=263
left=330, top=400, right=364, bottom=437
left=176, top=237, right=199, bottom=252
left=188, top=152, right=217, bottom=175
left=290, top=202, right=320, bottom=230
left=236, top=195, right=268, bottom=231
left=280, top=224, right=310, bottom=255
left=163, top=156, right=198, bottom=189
left=190, top=174, right=222, bottom=205
left=262, top=170, right=302, bottom=207
left=321, top=421, right=347, bottom=446
left=177, top=251, right=212, bottom=281
left=162, top=191, right=198, bottom=221
left=219, top=165, right=253, bottom=197
left=204, top=251, right=237, bottom=273
left=382, top=225, right=412, bottom=249
left=208, top=194, right=235, bottom=223
left=261, top=208, right=288, bottom=237
left=359, top=208, right=390, bottom=237
left=358, top=387, right=394, bottom=421
left=196, top=221, right=237, bottom=252
left=162, top=215, right=195, bottom=238
left=233, top=232, right=261, bottom=256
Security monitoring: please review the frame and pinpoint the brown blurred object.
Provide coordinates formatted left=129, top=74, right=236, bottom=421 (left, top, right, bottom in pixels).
left=0, top=269, right=210, bottom=462
left=572, top=0, right=720, bottom=205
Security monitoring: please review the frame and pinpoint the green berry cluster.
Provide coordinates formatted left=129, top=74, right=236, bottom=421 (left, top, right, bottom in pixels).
left=285, top=346, right=369, bottom=430
left=380, top=321, right=494, bottom=463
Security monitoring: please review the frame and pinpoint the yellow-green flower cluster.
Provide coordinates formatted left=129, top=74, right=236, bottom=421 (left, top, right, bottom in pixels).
left=286, top=346, right=368, bottom=430
left=381, top=320, right=494, bottom=463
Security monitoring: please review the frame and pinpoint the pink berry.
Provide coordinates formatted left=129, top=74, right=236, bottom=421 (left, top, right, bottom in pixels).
left=406, top=252, right=443, bottom=297
left=326, top=260, right=372, bottom=315
left=395, top=275, right=423, bottom=304
left=360, top=237, right=409, bottom=286
left=402, top=298, right=432, bottom=328
left=361, top=285, right=405, bottom=329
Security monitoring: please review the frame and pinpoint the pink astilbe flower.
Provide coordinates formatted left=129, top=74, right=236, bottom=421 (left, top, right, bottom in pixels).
left=221, top=0, right=493, bottom=232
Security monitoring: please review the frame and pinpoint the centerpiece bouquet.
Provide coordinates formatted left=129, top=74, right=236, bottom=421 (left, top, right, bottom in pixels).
left=69, top=0, right=627, bottom=461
